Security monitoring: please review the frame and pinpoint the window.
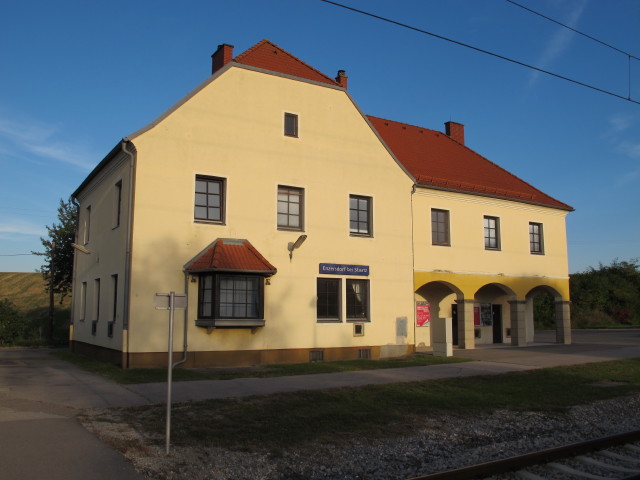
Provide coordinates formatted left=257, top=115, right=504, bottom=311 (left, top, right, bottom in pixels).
left=198, top=274, right=264, bottom=326
left=349, top=195, right=372, bottom=236
left=277, top=186, right=304, bottom=230
left=194, top=175, right=225, bottom=223
left=431, top=209, right=450, bottom=246
left=309, top=350, right=324, bottom=362
left=113, top=181, right=122, bottom=228
left=79, top=282, right=87, bottom=321
left=484, top=216, right=500, bottom=250
left=346, top=279, right=369, bottom=321
left=529, top=222, right=544, bottom=254
left=92, top=278, right=100, bottom=335
left=110, top=274, right=118, bottom=336
left=284, top=113, right=298, bottom=137
left=317, top=278, right=341, bottom=321
left=358, top=348, right=371, bottom=358
left=83, top=206, right=91, bottom=244
left=93, top=279, right=101, bottom=320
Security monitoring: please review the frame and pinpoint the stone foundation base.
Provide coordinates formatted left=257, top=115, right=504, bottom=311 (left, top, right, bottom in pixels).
left=69, top=341, right=415, bottom=369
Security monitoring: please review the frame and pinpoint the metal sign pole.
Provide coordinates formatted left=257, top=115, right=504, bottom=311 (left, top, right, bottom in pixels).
left=166, top=291, right=175, bottom=455
left=153, top=291, right=186, bottom=456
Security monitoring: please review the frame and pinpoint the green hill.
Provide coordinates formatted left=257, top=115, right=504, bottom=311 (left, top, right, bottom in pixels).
left=0, top=272, right=71, bottom=345
left=0, top=272, right=67, bottom=309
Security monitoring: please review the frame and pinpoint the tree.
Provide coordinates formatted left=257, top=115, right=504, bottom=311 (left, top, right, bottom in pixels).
left=34, top=197, right=78, bottom=342
left=570, top=258, right=640, bottom=327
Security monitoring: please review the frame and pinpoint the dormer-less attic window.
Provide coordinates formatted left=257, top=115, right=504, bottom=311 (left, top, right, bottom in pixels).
left=284, top=113, right=298, bottom=137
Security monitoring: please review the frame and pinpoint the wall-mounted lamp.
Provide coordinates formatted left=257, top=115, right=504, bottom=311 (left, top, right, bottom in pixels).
left=71, top=243, right=91, bottom=255
left=288, top=234, right=307, bottom=260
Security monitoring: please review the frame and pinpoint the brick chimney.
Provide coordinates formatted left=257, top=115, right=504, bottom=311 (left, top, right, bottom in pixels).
left=211, top=44, right=234, bottom=74
left=445, top=121, right=465, bottom=145
left=335, top=70, right=348, bottom=88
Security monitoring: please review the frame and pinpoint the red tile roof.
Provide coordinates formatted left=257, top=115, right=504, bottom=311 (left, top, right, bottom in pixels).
left=184, top=239, right=277, bottom=275
left=368, top=116, right=573, bottom=211
left=234, top=40, right=341, bottom=87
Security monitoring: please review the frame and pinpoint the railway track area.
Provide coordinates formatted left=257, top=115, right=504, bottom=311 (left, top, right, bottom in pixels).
left=409, top=430, right=640, bottom=480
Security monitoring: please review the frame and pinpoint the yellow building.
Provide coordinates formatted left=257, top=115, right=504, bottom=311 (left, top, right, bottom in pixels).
left=70, top=40, right=572, bottom=368
left=368, top=117, right=573, bottom=351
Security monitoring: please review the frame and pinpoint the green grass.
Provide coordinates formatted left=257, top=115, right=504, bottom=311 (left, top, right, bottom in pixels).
left=107, top=358, right=640, bottom=451
left=53, top=350, right=470, bottom=383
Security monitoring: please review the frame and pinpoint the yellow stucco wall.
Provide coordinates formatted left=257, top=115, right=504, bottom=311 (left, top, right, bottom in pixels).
left=412, top=188, right=570, bottom=299
left=125, top=66, right=416, bottom=354
left=72, top=151, right=131, bottom=350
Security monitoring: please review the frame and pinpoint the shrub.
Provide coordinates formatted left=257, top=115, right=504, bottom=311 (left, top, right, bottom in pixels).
left=0, top=298, right=27, bottom=345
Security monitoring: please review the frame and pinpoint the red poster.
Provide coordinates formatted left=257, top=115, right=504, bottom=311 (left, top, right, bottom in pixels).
left=416, top=301, right=430, bottom=327
left=474, top=306, right=481, bottom=326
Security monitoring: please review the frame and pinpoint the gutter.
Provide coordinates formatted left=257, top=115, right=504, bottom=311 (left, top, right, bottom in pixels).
left=69, top=197, right=81, bottom=347
left=172, top=272, right=190, bottom=368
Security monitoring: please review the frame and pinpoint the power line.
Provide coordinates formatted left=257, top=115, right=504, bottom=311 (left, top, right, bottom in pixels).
left=506, top=0, right=640, bottom=61
left=506, top=0, right=638, bottom=100
left=0, top=253, right=39, bottom=256
left=319, top=0, right=639, bottom=105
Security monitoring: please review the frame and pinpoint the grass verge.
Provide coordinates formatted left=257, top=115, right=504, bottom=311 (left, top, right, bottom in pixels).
left=53, top=350, right=470, bottom=384
left=102, top=358, right=640, bottom=452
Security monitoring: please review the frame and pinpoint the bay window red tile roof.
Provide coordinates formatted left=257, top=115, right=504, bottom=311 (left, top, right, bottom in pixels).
left=233, top=39, right=341, bottom=87
left=184, top=239, right=277, bottom=275
left=368, top=116, right=573, bottom=211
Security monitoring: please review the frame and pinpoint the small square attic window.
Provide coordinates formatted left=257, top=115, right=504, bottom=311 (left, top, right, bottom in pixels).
left=284, top=113, right=298, bottom=137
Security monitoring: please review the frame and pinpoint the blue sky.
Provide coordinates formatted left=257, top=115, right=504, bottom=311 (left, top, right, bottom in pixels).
left=0, top=0, right=638, bottom=274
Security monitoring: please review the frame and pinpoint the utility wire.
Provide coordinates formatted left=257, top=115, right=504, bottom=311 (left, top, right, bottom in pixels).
left=320, top=0, right=639, bottom=105
left=506, top=0, right=638, bottom=101
left=0, top=253, right=38, bottom=256
left=506, top=0, right=640, bottom=61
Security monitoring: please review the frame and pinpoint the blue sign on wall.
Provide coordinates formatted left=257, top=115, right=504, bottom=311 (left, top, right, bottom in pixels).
left=319, top=263, right=370, bottom=276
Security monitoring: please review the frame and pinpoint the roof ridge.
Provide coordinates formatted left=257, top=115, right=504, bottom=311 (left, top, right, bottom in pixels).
left=367, top=115, right=439, bottom=134
left=234, top=39, right=340, bottom=87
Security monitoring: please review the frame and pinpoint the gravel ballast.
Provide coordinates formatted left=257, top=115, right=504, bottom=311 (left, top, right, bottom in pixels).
left=83, top=393, right=640, bottom=480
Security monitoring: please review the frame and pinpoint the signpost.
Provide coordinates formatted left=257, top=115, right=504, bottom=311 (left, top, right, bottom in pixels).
left=154, top=292, right=187, bottom=455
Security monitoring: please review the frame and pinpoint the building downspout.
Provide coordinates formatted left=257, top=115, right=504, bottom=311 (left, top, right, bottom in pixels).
left=172, top=271, right=190, bottom=368
left=410, top=184, right=417, bottom=353
left=121, top=140, right=136, bottom=368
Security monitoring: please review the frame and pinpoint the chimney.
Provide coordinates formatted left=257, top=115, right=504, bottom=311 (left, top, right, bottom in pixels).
left=211, top=44, right=234, bottom=75
left=335, top=70, right=348, bottom=89
left=445, top=121, right=465, bottom=145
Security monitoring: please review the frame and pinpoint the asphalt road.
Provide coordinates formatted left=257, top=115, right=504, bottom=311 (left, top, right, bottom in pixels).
left=0, top=349, right=147, bottom=480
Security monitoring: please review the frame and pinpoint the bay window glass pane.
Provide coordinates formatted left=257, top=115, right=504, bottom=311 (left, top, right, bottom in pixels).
left=198, top=274, right=262, bottom=320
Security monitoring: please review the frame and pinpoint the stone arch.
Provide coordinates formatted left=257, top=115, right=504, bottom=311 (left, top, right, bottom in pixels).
left=525, top=284, right=571, bottom=345
left=473, top=283, right=518, bottom=345
left=414, top=280, right=463, bottom=352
